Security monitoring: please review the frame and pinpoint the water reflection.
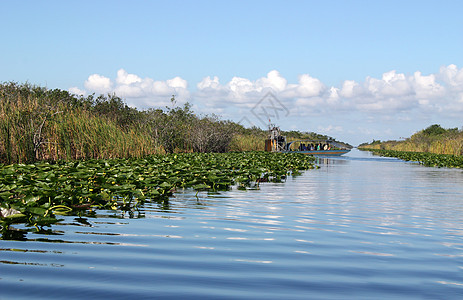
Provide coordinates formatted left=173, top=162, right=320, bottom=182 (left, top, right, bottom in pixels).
left=2, top=149, right=463, bottom=299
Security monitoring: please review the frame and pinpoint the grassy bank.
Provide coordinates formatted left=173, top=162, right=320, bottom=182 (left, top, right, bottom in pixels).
left=0, top=83, right=158, bottom=163
left=358, top=124, right=463, bottom=156
left=0, top=83, right=247, bottom=163
left=361, top=149, right=463, bottom=168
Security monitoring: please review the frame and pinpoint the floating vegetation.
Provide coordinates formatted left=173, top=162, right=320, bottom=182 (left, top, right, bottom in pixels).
left=365, top=149, right=463, bottom=168
left=0, top=152, right=317, bottom=231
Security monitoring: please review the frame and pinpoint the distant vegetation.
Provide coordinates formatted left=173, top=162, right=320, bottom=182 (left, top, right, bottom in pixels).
left=358, top=124, right=463, bottom=156
left=359, top=124, right=463, bottom=168
left=362, top=149, right=463, bottom=168
left=0, top=82, right=344, bottom=164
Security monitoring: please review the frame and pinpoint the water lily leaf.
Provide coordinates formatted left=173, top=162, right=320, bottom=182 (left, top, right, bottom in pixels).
left=0, top=191, right=13, bottom=200
left=159, top=182, right=172, bottom=189
left=27, top=207, right=47, bottom=216
left=100, top=191, right=111, bottom=201
left=193, top=183, right=211, bottom=190
left=24, top=195, right=40, bottom=204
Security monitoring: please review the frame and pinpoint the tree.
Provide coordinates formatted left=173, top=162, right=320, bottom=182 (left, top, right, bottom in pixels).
left=422, top=124, right=446, bottom=136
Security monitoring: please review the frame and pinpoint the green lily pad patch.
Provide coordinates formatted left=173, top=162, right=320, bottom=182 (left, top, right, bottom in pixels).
left=0, top=151, right=317, bottom=231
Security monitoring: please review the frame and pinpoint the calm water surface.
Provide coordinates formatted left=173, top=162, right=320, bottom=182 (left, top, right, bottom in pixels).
left=1, top=149, right=463, bottom=299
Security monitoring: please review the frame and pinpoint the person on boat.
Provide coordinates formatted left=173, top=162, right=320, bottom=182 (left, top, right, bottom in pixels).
left=323, top=144, right=328, bottom=150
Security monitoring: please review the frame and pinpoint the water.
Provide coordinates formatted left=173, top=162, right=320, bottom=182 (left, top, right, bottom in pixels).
left=1, top=149, right=463, bottom=299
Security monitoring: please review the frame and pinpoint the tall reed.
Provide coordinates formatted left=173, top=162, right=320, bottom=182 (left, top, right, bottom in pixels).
left=359, top=125, right=463, bottom=156
left=229, top=134, right=265, bottom=151
left=0, top=83, right=160, bottom=164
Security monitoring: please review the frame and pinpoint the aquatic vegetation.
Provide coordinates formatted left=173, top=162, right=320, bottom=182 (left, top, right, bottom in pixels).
left=0, top=152, right=317, bottom=231
left=365, top=149, right=463, bottom=168
left=359, top=124, right=463, bottom=156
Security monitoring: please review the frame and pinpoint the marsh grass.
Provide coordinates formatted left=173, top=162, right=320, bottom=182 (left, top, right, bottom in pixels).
left=229, top=134, right=265, bottom=151
left=359, top=124, right=463, bottom=156
left=0, top=83, right=159, bottom=163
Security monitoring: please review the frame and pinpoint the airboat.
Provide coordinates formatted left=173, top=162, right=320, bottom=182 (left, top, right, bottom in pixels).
left=264, top=126, right=351, bottom=156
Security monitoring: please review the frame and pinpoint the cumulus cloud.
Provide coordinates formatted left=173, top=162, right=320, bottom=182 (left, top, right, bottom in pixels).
left=69, top=65, right=463, bottom=145
left=256, top=70, right=287, bottom=91
left=79, top=69, right=190, bottom=108
left=328, top=66, right=463, bottom=116
left=339, top=80, right=359, bottom=98
left=195, top=70, right=293, bottom=109
left=71, top=64, right=463, bottom=126
left=197, top=76, right=221, bottom=90
left=438, top=64, right=463, bottom=90
left=84, top=74, right=113, bottom=94
left=412, top=71, right=445, bottom=99
left=116, top=69, right=142, bottom=85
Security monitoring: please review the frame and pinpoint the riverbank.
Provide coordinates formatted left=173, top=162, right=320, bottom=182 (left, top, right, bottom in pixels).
left=358, top=124, right=463, bottom=156
left=361, top=148, right=463, bottom=168
left=0, top=82, right=341, bottom=164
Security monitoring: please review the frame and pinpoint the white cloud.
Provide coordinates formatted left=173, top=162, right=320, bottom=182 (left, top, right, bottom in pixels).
left=167, top=77, right=188, bottom=89
left=365, top=70, right=411, bottom=96
left=438, top=64, right=463, bottom=90
left=228, top=76, right=255, bottom=96
left=256, top=70, right=287, bottom=91
left=80, top=69, right=190, bottom=108
left=296, top=74, right=325, bottom=97
left=84, top=74, right=113, bottom=94
left=116, top=69, right=142, bottom=85
left=71, top=64, right=463, bottom=144
left=197, top=76, right=221, bottom=90
left=339, top=80, right=359, bottom=98
left=69, top=86, right=86, bottom=96
left=412, top=71, right=445, bottom=99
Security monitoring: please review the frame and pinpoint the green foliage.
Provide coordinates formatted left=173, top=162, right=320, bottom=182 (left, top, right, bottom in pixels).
left=143, top=102, right=235, bottom=153
left=0, top=83, right=238, bottom=162
left=359, top=124, right=463, bottom=156
left=0, top=152, right=317, bottom=231
left=363, top=149, right=463, bottom=168
left=422, top=124, right=447, bottom=136
left=0, top=82, right=349, bottom=162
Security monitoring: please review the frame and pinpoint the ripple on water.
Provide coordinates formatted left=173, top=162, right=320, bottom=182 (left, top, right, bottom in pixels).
left=2, top=150, right=463, bottom=299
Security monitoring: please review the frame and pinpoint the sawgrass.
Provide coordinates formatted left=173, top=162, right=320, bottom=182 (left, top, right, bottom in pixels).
left=359, top=125, right=463, bottom=156
left=0, top=86, right=159, bottom=163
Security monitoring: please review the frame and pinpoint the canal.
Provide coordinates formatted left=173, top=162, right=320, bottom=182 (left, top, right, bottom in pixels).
left=1, top=149, right=463, bottom=299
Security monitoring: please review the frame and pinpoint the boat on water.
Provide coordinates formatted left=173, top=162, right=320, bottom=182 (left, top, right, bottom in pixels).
left=264, top=126, right=351, bottom=156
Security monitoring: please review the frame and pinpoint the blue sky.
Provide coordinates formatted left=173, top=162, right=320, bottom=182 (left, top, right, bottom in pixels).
left=1, top=0, right=463, bottom=145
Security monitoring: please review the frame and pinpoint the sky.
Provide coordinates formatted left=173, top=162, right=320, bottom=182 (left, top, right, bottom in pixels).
left=1, top=0, right=463, bottom=146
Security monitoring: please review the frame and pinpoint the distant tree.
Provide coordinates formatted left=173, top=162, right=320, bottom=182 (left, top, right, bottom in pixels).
left=422, top=124, right=446, bottom=136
